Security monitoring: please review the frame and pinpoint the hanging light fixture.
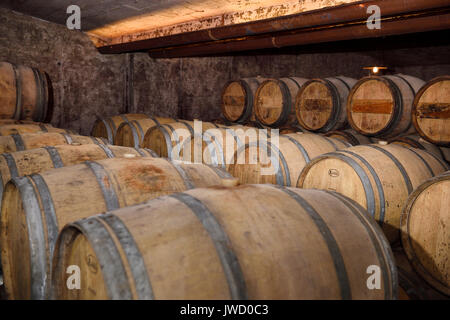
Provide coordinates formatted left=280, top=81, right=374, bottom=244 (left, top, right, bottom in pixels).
left=363, top=66, right=388, bottom=76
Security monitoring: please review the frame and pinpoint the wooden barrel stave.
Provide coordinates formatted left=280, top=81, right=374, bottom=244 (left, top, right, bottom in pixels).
left=412, top=76, right=450, bottom=147
left=254, top=77, right=309, bottom=128
left=114, top=117, right=176, bottom=148
left=389, top=134, right=449, bottom=165
left=228, top=133, right=350, bottom=186
left=0, top=144, right=155, bottom=194
left=91, top=114, right=149, bottom=143
left=0, top=132, right=107, bottom=154
left=221, top=77, right=266, bottom=124
left=143, top=120, right=221, bottom=161
left=0, top=144, right=155, bottom=284
left=296, top=76, right=357, bottom=132
left=0, top=62, right=51, bottom=122
left=201, top=125, right=266, bottom=168
left=0, top=157, right=233, bottom=299
left=51, top=185, right=397, bottom=300
left=0, top=120, right=53, bottom=127
left=298, top=143, right=448, bottom=243
left=393, top=245, right=448, bottom=300
left=347, top=74, right=425, bottom=138
left=0, top=124, right=73, bottom=136
left=400, top=171, right=450, bottom=296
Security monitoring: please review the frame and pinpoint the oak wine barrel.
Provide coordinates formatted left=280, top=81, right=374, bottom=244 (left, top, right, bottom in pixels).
left=0, top=157, right=234, bottom=299
left=393, top=246, right=448, bottom=300
left=0, top=124, right=73, bottom=136
left=0, top=120, right=53, bottom=127
left=400, top=171, right=450, bottom=296
left=228, top=132, right=350, bottom=186
left=0, top=62, right=52, bottom=122
left=324, top=129, right=375, bottom=146
left=0, top=144, right=155, bottom=285
left=297, top=143, right=448, bottom=243
left=389, top=134, right=450, bottom=164
left=51, top=184, right=397, bottom=300
left=347, top=74, right=425, bottom=138
left=143, top=120, right=221, bottom=162
left=91, top=114, right=149, bottom=143
left=114, top=117, right=177, bottom=148
left=412, top=76, right=450, bottom=147
left=295, top=76, right=357, bottom=132
left=254, top=77, right=309, bottom=128
left=0, top=144, right=156, bottom=202
left=221, top=77, right=266, bottom=124
left=0, top=132, right=107, bottom=154
left=200, top=125, right=269, bottom=169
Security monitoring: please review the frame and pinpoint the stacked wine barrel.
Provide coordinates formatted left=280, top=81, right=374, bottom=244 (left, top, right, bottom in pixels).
left=0, top=62, right=52, bottom=122
left=0, top=63, right=448, bottom=300
left=215, top=74, right=449, bottom=300
left=412, top=76, right=449, bottom=146
left=220, top=75, right=449, bottom=150
left=400, top=171, right=449, bottom=296
left=221, top=77, right=266, bottom=124
left=295, top=77, right=357, bottom=132
left=51, top=185, right=397, bottom=300
left=0, top=113, right=115, bottom=293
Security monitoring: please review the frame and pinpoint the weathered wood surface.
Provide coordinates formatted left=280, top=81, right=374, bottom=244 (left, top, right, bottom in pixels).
left=400, top=171, right=450, bottom=296
left=91, top=114, right=149, bottom=144
left=296, top=76, right=356, bottom=132
left=412, top=76, right=450, bottom=146
left=0, top=62, right=51, bottom=122
left=114, top=117, right=176, bottom=148
left=0, top=132, right=106, bottom=154
left=298, top=143, right=448, bottom=243
left=221, top=77, right=266, bottom=124
left=0, top=157, right=233, bottom=300
left=51, top=184, right=396, bottom=300
left=228, top=132, right=350, bottom=186
left=347, top=75, right=425, bottom=139
left=254, top=78, right=309, bottom=127
left=0, top=124, right=73, bottom=136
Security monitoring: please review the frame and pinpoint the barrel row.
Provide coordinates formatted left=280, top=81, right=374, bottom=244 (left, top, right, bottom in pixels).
left=1, top=132, right=447, bottom=299
left=0, top=157, right=235, bottom=299
left=221, top=75, right=449, bottom=145
left=49, top=184, right=397, bottom=300
left=297, top=143, right=448, bottom=243
left=108, top=117, right=356, bottom=177
left=0, top=144, right=157, bottom=205
left=91, top=114, right=178, bottom=144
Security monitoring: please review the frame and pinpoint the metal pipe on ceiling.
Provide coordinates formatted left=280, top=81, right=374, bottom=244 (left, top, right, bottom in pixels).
left=97, top=0, right=450, bottom=54
left=146, top=8, right=450, bottom=58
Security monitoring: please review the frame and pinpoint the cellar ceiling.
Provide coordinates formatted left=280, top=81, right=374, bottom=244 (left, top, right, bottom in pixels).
left=1, top=0, right=361, bottom=46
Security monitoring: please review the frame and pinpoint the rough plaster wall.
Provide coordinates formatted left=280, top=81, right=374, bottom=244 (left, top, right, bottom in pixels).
left=131, top=52, right=383, bottom=121
left=0, top=8, right=126, bottom=135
